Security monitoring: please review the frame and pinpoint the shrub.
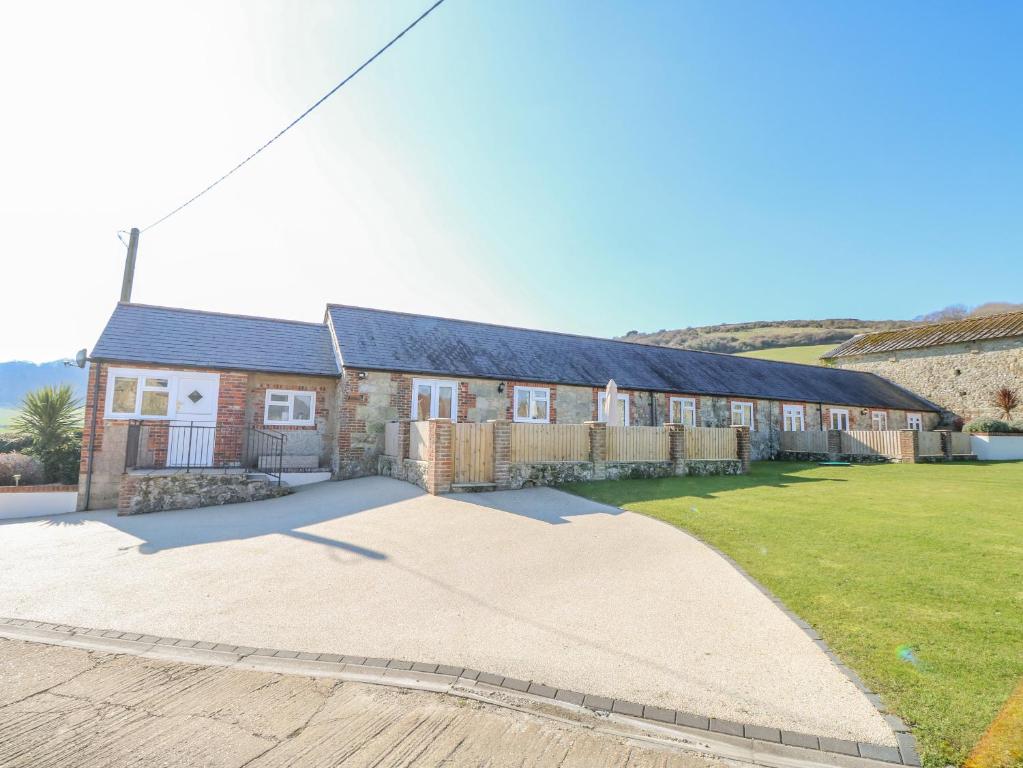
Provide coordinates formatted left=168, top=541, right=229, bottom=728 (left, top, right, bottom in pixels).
left=0, top=431, right=32, bottom=453
left=963, top=419, right=1012, bottom=434
left=11, top=384, right=83, bottom=484
left=1009, top=421, right=1023, bottom=434
left=0, top=453, right=45, bottom=486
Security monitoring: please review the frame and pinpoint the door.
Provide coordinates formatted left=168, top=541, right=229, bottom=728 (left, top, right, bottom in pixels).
left=830, top=408, right=849, bottom=431
left=167, top=375, right=219, bottom=467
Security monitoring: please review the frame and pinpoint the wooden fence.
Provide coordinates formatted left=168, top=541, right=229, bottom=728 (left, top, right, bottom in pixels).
left=918, top=430, right=943, bottom=457
left=779, top=430, right=829, bottom=454
left=950, top=432, right=972, bottom=455
left=607, top=426, right=669, bottom=461
left=384, top=421, right=399, bottom=458
left=453, top=422, right=494, bottom=484
left=841, top=430, right=901, bottom=456
left=510, top=423, right=589, bottom=463
left=409, top=421, right=430, bottom=461
left=684, top=427, right=738, bottom=460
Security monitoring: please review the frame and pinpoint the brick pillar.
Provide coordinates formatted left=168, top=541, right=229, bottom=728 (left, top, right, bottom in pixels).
left=586, top=421, right=607, bottom=480
left=397, top=420, right=411, bottom=461
left=667, top=424, right=687, bottom=476
left=426, top=418, right=453, bottom=494
left=733, top=425, right=751, bottom=473
left=491, top=420, right=511, bottom=489
left=826, top=429, right=843, bottom=457
left=898, top=429, right=919, bottom=464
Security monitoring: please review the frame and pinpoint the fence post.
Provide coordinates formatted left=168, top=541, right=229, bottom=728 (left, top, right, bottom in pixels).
left=826, top=429, right=843, bottom=458
left=491, top=420, right=511, bottom=489
left=733, top=425, right=751, bottom=473
left=426, top=418, right=453, bottom=494
left=397, top=419, right=411, bottom=461
left=667, top=424, right=687, bottom=476
left=586, top=421, right=607, bottom=479
left=898, top=429, right=919, bottom=464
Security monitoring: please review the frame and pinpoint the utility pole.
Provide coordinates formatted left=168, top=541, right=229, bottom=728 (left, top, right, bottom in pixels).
left=120, top=227, right=140, bottom=303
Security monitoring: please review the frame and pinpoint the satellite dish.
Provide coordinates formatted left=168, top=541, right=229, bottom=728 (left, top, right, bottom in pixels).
left=75, top=349, right=87, bottom=368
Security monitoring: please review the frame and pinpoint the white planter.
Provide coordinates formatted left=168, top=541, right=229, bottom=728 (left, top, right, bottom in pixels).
left=970, top=434, right=1023, bottom=461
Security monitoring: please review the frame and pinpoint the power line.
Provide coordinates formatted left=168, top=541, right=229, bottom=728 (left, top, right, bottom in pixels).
left=139, top=0, right=448, bottom=234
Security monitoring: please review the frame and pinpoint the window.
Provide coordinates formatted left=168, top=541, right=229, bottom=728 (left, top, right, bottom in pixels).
left=907, top=413, right=923, bottom=431
left=730, top=401, right=754, bottom=429
left=105, top=368, right=192, bottom=419
left=871, top=411, right=888, bottom=431
left=829, top=408, right=850, bottom=430
left=410, top=379, right=458, bottom=422
left=264, top=390, right=316, bottom=426
left=782, top=404, right=805, bottom=432
left=669, top=397, right=697, bottom=426
left=597, top=392, right=630, bottom=426
left=513, top=386, right=550, bottom=423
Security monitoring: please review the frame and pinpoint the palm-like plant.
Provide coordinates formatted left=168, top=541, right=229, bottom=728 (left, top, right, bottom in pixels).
left=992, top=387, right=1020, bottom=421
left=11, top=384, right=83, bottom=483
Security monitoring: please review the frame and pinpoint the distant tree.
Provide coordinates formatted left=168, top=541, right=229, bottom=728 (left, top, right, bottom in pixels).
left=11, top=384, right=83, bottom=484
left=915, top=304, right=969, bottom=323
left=992, top=387, right=1020, bottom=421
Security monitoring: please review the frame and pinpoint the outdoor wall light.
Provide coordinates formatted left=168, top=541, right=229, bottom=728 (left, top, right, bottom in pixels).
left=357, top=371, right=367, bottom=380
left=860, top=408, right=868, bottom=415
left=497, top=382, right=505, bottom=393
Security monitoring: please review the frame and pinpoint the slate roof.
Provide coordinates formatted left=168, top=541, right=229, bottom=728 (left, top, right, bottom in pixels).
left=91, top=303, right=340, bottom=376
left=823, top=310, right=1023, bottom=359
left=327, top=304, right=938, bottom=411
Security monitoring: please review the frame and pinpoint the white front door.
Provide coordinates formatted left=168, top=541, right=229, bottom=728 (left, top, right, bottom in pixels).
left=167, top=375, right=219, bottom=467
left=830, top=408, right=849, bottom=430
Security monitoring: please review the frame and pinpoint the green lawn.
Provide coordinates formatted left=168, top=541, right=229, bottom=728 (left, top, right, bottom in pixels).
left=0, top=406, right=19, bottom=430
left=566, top=462, right=1023, bottom=768
left=734, top=343, right=835, bottom=364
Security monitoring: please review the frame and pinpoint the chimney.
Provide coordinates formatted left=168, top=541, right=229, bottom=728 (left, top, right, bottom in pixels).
left=120, top=227, right=140, bottom=303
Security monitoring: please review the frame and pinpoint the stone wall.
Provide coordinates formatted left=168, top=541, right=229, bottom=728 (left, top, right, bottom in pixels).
left=117, top=472, right=290, bottom=516
left=830, top=337, right=1023, bottom=423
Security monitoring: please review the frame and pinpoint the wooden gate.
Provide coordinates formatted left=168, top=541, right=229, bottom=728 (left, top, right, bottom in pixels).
left=453, top=422, right=494, bottom=484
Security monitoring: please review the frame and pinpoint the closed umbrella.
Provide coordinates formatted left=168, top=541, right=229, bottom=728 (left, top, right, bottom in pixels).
left=604, top=379, right=619, bottom=426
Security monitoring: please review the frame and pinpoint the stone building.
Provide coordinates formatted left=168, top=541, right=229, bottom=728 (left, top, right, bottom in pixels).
left=78, top=302, right=939, bottom=510
left=822, top=310, right=1023, bottom=425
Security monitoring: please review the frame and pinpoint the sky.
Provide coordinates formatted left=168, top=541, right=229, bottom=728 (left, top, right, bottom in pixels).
left=1, top=0, right=1021, bottom=363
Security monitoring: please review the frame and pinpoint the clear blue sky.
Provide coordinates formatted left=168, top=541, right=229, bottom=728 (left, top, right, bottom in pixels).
left=2, top=1, right=1021, bottom=361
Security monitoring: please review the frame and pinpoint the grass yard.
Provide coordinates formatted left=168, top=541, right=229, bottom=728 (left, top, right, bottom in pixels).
left=566, top=462, right=1023, bottom=768
left=734, top=343, right=835, bottom=365
left=0, top=406, right=20, bottom=430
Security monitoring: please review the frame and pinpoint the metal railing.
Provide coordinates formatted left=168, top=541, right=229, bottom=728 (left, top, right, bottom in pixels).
left=125, top=421, right=285, bottom=485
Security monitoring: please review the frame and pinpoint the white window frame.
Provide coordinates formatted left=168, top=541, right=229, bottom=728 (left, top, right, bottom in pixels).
left=104, top=367, right=178, bottom=420
left=597, top=392, right=630, bottom=426
left=871, top=411, right=888, bottom=431
left=730, top=400, right=755, bottom=429
left=263, top=389, right=316, bottom=427
left=782, top=404, right=805, bottom=432
left=410, top=378, right=459, bottom=422
left=512, top=386, right=550, bottom=423
left=907, top=413, right=923, bottom=431
left=669, top=397, right=697, bottom=426
left=830, top=408, right=850, bottom=430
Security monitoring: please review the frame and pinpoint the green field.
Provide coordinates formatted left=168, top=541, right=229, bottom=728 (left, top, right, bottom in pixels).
left=567, top=462, right=1023, bottom=767
left=0, top=407, right=19, bottom=430
left=734, top=344, right=835, bottom=365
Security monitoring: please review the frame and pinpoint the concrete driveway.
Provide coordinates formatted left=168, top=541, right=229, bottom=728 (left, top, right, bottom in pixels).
left=0, top=477, right=894, bottom=745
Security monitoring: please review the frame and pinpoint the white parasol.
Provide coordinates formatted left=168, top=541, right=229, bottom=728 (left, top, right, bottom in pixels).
left=603, top=379, right=619, bottom=426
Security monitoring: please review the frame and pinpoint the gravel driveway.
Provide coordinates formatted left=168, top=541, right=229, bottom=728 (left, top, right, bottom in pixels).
left=0, top=477, right=894, bottom=745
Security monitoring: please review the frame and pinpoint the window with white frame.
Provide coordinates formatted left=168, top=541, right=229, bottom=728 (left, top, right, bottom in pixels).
left=871, top=411, right=888, bottom=430
left=106, top=369, right=175, bottom=418
left=830, top=408, right=849, bottom=430
left=730, top=401, right=754, bottom=429
left=513, top=386, right=550, bottom=423
left=597, top=392, right=630, bottom=426
left=669, top=397, right=696, bottom=426
left=410, top=379, right=457, bottom=422
left=782, top=404, right=805, bottom=432
left=264, top=390, right=316, bottom=426
left=907, top=413, right=923, bottom=431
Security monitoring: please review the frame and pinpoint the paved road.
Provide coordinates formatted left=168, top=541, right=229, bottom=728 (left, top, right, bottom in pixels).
left=0, top=477, right=893, bottom=744
left=0, top=637, right=729, bottom=768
